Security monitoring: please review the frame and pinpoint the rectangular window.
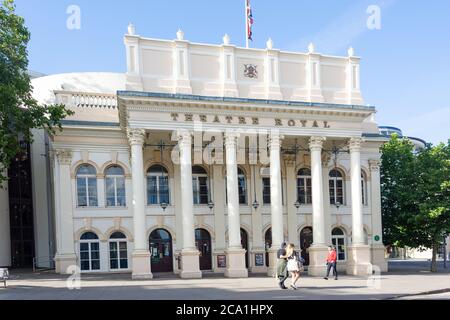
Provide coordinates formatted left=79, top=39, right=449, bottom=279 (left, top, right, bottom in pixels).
left=329, top=180, right=335, bottom=204
left=116, top=178, right=126, bottom=206
left=105, top=177, right=116, bottom=207
left=159, top=176, right=169, bottom=204
left=90, top=242, right=100, bottom=270
left=198, top=177, right=209, bottom=204
left=77, top=178, right=87, bottom=207
left=147, top=176, right=158, bottom=204
left=238, top=176, right=247, bottom=204
left=87, top=178, right=98, bottom=207
left=262, top=178, right=271, bottom=204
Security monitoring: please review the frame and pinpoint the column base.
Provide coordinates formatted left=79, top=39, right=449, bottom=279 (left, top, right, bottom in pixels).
left=308, top=245, right=329, bottom=277
left=54, top=253, right=77, bottom=274
left=180, top=249, right=202, bottom=279
left=249, top=249, right=267, bottom=273
left=371, top=245, right=388, bottom=273
left=224, top=248, right=248, bottom=278
left=131, top=251, right=153, bottom=280
left=346, top=244, right=372, bottom=276
left=267, top=248, right=279, bottom=277
left=213, top=250, right=226, bottom=273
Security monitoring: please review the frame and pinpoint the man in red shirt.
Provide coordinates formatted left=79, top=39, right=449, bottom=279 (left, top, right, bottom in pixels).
left=324, top=246, right=338, bottom=280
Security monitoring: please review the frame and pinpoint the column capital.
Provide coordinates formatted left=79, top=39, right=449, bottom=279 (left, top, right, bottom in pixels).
left=369, top=159, right=381, bottom=172
left=55, top=149, right=72, bottom=165
left=176, top=130, right=192, bottom=145
left=127, top=128, right=146, bottom=146
left=309, top=136, right=326, bottom=151
left=224, top=132, right=240, bottom=147
left=269, top=132, right=284, bottom=148
left=348, top=137, right=364, bottom=152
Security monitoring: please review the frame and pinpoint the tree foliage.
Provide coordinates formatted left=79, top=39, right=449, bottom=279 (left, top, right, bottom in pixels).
left=0, top=0, right=73, bottom=183
left=381, top=135, right=450, bottom=271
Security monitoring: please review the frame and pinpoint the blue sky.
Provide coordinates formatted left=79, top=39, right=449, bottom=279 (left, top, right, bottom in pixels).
left=14, top=0, right=450, bottom=144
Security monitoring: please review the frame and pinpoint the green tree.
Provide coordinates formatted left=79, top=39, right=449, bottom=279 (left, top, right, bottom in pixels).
left=414, top=142, right=450, bottom=272
left=381, top=135, right=450, bottom=272
left=0, top=0, right=73, bottom=183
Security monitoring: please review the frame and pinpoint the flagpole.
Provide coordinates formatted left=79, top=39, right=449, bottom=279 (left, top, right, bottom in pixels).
left=245, top=0, right=249, bottom=48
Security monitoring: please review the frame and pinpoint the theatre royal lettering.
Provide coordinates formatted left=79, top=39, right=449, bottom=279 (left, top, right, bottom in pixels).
left=170, top=113, right=332, bottom=129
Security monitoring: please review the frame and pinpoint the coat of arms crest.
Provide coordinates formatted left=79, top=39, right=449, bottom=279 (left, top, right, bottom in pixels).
left=244, top=64, right=258, bottom=79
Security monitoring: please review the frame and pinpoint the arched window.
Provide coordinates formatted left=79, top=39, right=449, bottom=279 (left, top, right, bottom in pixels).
left=225, top=167, right=248, bottom=205
left=147, top=165, right=170, bottom=205
left=297, top=168, right=312, bottom=204
left=80, top=232, right=100, bottom=271
left=109, top=232, right=128, bottom=270
left=329, top=169, right=344, bottom=206
left=192, top=166, right=209, bottom=204
left=361, top=171, right=367, bottom=205
left=331, top=228, right=347, bottom=261
left=76, top=165, right=98, bottom=207
left=105, top=166, right=126, bottom=207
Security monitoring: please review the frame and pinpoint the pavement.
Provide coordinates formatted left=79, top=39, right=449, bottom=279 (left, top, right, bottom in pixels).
left=0, top=260, right=449, bottom=300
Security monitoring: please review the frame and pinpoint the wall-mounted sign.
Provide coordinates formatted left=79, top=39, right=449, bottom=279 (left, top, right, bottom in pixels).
left=170, top=112, right=332, bottom=129
left=374, top=235, right=380, bottom=242
left=217, top=255, right=226, bottom=268
left=255, top=253, right=264, bottom=267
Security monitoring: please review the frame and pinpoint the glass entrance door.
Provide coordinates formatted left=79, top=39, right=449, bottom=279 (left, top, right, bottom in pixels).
left=149, top=229, right=173, bottom=272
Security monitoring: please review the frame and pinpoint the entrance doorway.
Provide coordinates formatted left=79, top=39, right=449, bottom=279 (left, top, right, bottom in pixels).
left=240, top=228, right=249, bottom=268
left=8, top=143, right=35, bottom=268
left=195, top=229, right=212, bottom=270
left=300, top=227, right=313, bottom=266
left=264, top=228, right=272, bottom=267
left=149, top=229, right=173, bottom=272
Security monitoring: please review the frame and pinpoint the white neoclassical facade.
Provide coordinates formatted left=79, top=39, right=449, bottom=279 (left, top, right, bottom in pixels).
left=0, top=26, right=389, bottom=279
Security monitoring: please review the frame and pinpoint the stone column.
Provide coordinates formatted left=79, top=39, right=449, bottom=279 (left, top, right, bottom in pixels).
left=347, top=137, right=372, bottom=275
left=322, top=154, right=332, bottom=246
left=224, top=133, right=248, bottom=278
left=177, top=131, right=202, bottom=279
left=173, top=164, right=183, bottom=273
left=308, top=136, right=328, bottom=276
left=53, top=150, right=77, bottom=274
left=284, top=154, right=298, bottom=245
left=267, top=132, right=284, bottom=276
left=369, top=159, right=388, bottom=272
left=128, top=129, right=152, bottom=279
left=212, top=164, right=227, bottom=272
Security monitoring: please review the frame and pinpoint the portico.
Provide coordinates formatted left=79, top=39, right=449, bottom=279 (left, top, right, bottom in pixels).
left=40, top=27, right=389, bottom=279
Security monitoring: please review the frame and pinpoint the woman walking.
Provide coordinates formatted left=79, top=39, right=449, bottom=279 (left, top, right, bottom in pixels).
left=284, top=243, right=301, bottom=290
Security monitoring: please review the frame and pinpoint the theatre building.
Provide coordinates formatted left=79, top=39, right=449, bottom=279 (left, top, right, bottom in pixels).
left=0, top=26, right=388, bottom=278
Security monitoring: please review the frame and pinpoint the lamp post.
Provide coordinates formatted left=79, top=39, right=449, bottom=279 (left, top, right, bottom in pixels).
left=157, top=140, right=168, bottom=212
left=207, top=144, right=214, bottom=211
left=252, top=162, right=259, bottom=211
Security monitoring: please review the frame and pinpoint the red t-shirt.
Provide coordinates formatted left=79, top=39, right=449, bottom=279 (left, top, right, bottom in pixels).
left=327, top=250, right=337, bottom=263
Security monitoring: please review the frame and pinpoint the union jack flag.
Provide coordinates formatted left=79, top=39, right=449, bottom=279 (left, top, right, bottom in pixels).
left=247, top=0, right=254, bottom=41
